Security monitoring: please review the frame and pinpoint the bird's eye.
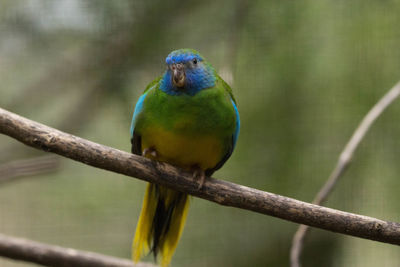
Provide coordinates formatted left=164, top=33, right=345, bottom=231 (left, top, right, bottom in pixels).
left=192, top=58, right=198, bottom=65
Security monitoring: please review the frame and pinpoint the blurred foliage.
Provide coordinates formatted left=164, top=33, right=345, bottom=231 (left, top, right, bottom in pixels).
left=1, top=0, right=400, bottom=266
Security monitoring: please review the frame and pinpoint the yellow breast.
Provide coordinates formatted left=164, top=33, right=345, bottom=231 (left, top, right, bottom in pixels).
left=141, top=126, right=224, bottom=170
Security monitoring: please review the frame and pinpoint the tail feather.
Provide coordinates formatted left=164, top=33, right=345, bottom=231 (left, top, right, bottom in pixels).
left=132, top=183, right=189, bottom=266
left=132, top=183, right=157, bottom=262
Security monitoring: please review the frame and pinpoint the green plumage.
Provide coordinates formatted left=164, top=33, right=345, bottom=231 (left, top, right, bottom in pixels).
left=135, top=75, right=236, bottom=138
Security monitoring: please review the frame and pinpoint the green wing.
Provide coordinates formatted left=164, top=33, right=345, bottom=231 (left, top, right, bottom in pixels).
left=204, top=74, right=240, bottom=176
left=216, top=74, right=236, bottom=104
left=143, top=76, right=162, bottom=93
left=131, top=76, right=162, bottom=154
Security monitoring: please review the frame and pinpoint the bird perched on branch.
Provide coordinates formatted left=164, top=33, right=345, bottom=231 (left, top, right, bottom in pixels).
left=130, top=48, right=240, bottom=266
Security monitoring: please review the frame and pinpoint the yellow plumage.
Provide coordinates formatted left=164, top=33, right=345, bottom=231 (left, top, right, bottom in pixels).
left=141, top=125, right=225, bottom=170
left=132, top=183, right=189, bottom=267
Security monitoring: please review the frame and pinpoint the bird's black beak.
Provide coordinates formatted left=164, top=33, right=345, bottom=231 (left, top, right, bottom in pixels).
left=171, top=63, right=185, bottom=88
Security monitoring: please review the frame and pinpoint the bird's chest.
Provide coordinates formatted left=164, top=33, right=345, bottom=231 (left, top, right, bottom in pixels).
left=141, top=126, right=224, bottom=170
left=138, top=90, right=235, bottom=169
left=143, top=88, right=235, bottom=134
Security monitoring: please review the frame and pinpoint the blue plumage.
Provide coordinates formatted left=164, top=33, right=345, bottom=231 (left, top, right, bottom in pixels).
left=130, top=91, right=148, bottom=136
left=231, top=99, right=240, bottom=149
left=165, top=50, right=203, bottom=64
left=160, top=49, right=216, bottom=96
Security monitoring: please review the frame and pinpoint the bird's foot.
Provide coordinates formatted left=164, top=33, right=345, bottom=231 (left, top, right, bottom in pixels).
left=191, top=166, right=206, bottom=190
left=142, top=147, right=158, bottom=159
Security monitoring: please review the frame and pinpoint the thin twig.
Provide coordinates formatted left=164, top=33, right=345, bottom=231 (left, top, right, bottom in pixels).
left=290, top=81, right=400, bottom=267
left=0, top=155, right=61, bottom=184
left=0, top=233, right=156, bottom=267
left=1, top=108, right=400, bottom=247
left=220, top=0, right=250, bottom=86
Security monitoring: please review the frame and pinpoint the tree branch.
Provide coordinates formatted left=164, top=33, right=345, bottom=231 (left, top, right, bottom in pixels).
left=0, top=233, right=155, bottom=267
left=1, top=107, right=400, bottom=250
left=290, top=81, right=400, bottom=267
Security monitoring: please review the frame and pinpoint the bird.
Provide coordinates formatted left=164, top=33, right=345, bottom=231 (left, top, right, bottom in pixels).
left=130, top=48, right=240, bottom=266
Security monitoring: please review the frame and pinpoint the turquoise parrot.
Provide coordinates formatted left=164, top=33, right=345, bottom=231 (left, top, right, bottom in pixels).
left=130, top=48, right=240, bottom=266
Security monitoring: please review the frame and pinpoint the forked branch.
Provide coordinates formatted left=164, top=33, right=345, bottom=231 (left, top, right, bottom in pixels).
left=290, top=81, right=400, bottom=267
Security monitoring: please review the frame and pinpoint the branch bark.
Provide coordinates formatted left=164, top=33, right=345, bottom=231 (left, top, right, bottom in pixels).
left=290, top=81, right=400, bottom=267
left=1, top=107, right=400, bottom=249
left=0, top=233, right=155, bottom=267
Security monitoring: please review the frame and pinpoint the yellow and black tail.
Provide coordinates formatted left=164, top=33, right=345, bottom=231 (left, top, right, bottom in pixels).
left=132, top=183, right=189, bottom=267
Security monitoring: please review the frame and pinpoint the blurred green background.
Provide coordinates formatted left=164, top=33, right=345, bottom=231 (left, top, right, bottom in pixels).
left=1, top=1, right=400, bottom=266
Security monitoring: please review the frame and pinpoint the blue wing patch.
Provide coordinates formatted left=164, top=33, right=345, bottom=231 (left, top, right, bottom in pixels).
left=130, top=92, right=148, bottom=137
left=231, top=99, right=240, bottom=149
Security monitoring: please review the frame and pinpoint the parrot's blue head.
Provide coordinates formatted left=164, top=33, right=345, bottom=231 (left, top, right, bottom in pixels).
left=160, top=49, right=216, bottom=96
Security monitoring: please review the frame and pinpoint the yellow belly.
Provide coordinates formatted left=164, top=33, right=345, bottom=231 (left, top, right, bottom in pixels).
left=141, top=126, right=224, bottom=170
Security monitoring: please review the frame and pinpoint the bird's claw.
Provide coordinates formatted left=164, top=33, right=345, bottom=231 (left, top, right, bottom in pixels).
left=142, top=147, right=158, bottom=158
left=192, top=168, right=206, bottom=190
